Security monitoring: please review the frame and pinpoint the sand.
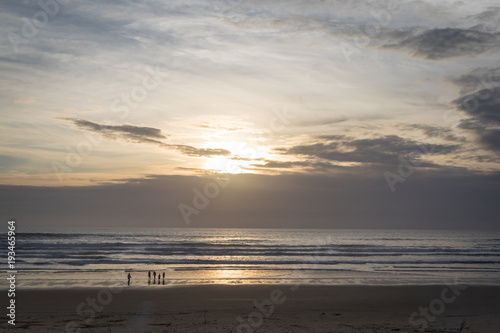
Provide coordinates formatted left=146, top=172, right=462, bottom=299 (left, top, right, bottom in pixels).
left=2, top=284, right=500, bottom=332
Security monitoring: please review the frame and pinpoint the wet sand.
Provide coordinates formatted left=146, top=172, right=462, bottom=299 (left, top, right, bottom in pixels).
left=2, top=284, right=500, bottom=332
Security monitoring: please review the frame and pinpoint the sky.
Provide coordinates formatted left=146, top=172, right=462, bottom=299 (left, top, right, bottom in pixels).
left=1, top=0, right=500, bottom=229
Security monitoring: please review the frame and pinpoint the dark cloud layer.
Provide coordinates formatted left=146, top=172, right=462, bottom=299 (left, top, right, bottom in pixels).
left=383, top=28, right=499, bottom=59
left=276, top=135, right=459, bottom=167
left=2, top=172, right=499, bottom=229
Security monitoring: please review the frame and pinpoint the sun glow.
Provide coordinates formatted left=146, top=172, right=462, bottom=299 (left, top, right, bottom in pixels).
left=204, top=157, right=252, bottom=174
left=203, top=141, right=268, bottom=173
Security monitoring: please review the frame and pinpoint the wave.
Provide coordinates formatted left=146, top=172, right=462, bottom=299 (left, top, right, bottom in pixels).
left=6, top=229, right=500, bottom=280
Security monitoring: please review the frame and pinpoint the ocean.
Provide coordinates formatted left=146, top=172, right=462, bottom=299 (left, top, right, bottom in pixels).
left=3, top=228, right=500, bottom=288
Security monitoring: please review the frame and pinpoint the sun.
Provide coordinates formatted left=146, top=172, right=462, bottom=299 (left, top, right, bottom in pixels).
left=203, top=141, right=269, bottom=174
left=205, top=156, right=259, bottom=174
left=205, top=157, right=243, bottom=174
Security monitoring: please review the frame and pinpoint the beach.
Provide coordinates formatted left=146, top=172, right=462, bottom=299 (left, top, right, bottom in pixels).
left=4, top=228, right=499, bottom=331
left=3, top=284, right=500, bottom=332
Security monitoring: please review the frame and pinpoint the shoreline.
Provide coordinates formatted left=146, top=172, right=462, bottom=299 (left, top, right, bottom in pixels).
left=3, top=284, right=500, bottom=332
left=4, top=281, right=500, bottom=291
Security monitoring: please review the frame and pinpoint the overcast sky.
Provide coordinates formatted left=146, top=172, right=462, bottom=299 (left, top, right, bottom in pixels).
left=1, top=0, right=499, bottom=229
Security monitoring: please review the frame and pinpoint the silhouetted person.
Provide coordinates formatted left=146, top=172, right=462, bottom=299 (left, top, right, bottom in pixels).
left=148, top=271, right=151, bottom=279
left=127, top=273, right=131, bottom=285
left=163, top=272, right=165, bottom=280
left=153, top=271, right=156, bottom=280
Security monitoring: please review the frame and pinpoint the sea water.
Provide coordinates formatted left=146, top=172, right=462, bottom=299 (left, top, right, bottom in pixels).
left=2, top=228, right=499, bottom=288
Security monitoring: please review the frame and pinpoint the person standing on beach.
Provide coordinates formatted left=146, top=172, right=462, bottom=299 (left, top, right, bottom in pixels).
left=153, top=271, right=156, bottom=280
left=148, top=271, right=151, bottom=280
left=162, top=272, right=165, bottom=280
left=127, top=273, right=131, bottom=285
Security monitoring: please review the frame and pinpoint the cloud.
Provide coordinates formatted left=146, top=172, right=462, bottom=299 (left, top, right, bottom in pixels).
left=457, top=119, right=500, bottom=152
left=171, top=145, right=231, bottom=157
left=2, top=172, right=500, bottom=229
left=253, top=159, right=345, bottom=172
left=467, top=6, right=500, bottom=33
left=290, top=114, right=392, bottom=128
left=453, top=67, right=500, bottom=94
left=65, top=118, right=231, bottom=157
left=452, top=67, right=500, bottom=151
left=67, top=117, right=167, bottom=142
left=382, top=28, right=500, bottom=59
left=400, top=124, right=465, bottom=142
left=456, top=88, right=500, bottom=124
left=291, top=116, right=347, bottom=127
left=2, top=0, right=500, bottom=186
left=198, top=123, right=243, bottom=131
left=480, top=129, right=500, bottom=151
left=316, top=135, right=347, bottom=141
left=276, top=135, right=459, bottom=166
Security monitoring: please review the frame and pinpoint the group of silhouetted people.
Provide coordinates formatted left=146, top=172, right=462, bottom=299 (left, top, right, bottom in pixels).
left=126, top=271, right=166, bottom=285
left=148, top=270, right=166, bottom=285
